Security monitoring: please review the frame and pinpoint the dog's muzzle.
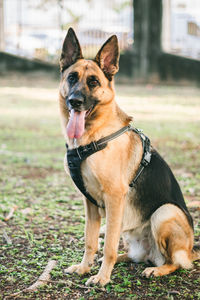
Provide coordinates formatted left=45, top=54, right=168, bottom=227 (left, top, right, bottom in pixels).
left=67, top=93, right=85, bottom=110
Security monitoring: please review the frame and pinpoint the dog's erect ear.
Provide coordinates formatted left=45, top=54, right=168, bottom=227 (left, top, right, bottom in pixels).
left=60, top=28, right=83, bottom=72
left=95, top=35, right=119, bottom=80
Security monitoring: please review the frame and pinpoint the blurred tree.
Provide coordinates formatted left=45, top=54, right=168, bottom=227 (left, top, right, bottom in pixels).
left=35, top=0, right=83, bottom=31
left=132, top=0, right=162, bottom=81
left=112, top=0, right=131, bottom=13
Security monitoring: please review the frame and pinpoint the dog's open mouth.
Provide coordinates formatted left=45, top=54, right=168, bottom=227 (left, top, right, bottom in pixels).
left=67, top=106, right=94, bottom=139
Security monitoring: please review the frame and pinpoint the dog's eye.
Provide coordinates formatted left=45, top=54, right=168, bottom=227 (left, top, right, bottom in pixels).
left=87, top=78, right=100, bottom=88
left=68, top=72, right=78, bottom=85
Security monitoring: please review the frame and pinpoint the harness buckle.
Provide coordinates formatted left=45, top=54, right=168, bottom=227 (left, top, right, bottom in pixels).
left=136, top=128, right=143, bottom=133
left=91, top=141, right=99, bottom=151
left=142, top=152, right=151, bottom=167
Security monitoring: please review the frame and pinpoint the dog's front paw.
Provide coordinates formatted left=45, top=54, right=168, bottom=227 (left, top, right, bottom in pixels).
left=142, top=267, right=160, bottom=278
left=65, top=263, right=90, bottom=275
left=86, top=273, right=110, bottom=286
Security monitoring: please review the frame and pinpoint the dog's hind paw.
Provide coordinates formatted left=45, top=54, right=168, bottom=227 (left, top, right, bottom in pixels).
left=86, top=274, right=110, bottom=287
left=142, top=267, right=162, bottom=278
left=65, top=263, right=90, bottom=275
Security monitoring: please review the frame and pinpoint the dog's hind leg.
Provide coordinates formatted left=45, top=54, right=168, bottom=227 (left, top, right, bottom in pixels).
left=142, top=263, right=179, bottom=277
left=142, top=204, right=194, bottom=278
left=65, top=198, right=101, bottom=275
left=116, top=253, right=132, bottom=263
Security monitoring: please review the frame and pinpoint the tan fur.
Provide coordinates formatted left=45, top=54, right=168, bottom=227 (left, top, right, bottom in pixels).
left=65, top=198, right=101, bottom=275
left=142, top=204, right=194, bottom=277
left=152, top=204, right=193, bottom=261
left=60, top=36, right=198, bottom=286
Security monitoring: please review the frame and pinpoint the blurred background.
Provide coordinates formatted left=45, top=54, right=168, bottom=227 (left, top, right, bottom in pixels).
left=1, top=0, right=133, bottom=60
left=0, top=0, right=200, bottom=83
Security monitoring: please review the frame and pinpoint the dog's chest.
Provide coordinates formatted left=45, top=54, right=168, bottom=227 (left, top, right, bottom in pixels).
left=81, top=157, right=144, bottom=229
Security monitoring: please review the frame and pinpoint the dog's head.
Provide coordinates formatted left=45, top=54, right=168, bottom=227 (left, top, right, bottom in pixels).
left=59, top=28, right=119, bottom=139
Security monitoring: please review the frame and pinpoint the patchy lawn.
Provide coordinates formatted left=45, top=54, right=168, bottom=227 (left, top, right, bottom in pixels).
left=0, top=72, right=200, bottom=299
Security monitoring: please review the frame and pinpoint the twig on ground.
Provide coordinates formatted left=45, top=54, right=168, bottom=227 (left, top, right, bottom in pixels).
left=46, top=279, right=105, bottom=292
left=6, top=272, right=105, bottom=299
left=6, top=260, right=57, bottom=299
left=4, top=205, right=18, bottom=221
left=2, top=229, right=12, bottom=245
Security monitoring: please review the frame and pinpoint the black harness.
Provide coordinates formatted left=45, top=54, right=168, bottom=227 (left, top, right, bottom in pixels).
left=66, top=125, right=151, bottom=208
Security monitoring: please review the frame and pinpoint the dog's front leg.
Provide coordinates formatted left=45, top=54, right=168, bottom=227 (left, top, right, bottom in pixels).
left=65, top=198, right=101, bottom=275
left=86, top=194, right=125, bottom=286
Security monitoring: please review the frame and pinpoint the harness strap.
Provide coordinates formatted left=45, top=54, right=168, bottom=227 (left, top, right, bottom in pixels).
left=129, top=128, right=151, bottom=187
left=67, top=140, right=107, bottom=208
left=66, top=125, right=151, bottom=208
left=97, top=125, right=131, bottom=146
left=71, top=125, right=131, bottom=160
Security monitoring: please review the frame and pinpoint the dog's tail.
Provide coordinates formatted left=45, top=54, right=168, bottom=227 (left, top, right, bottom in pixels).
left=191, top=245, right=200, bottom=261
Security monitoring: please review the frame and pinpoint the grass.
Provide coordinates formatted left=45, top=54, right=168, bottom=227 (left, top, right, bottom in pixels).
left=0, top=72, right=200, bottom=299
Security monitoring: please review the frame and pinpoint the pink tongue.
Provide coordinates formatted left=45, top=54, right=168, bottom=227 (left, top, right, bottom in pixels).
left=67, top=109, right=87, bottom=139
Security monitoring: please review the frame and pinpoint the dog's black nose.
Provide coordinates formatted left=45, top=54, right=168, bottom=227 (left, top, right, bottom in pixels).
left=69, top=98, right=82, bottom=108
left=68, top=93, right=84, bottom=108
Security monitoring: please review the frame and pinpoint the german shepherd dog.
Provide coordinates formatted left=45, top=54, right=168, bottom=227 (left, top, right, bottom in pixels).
left=59, top=28, right=200, bottom=286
